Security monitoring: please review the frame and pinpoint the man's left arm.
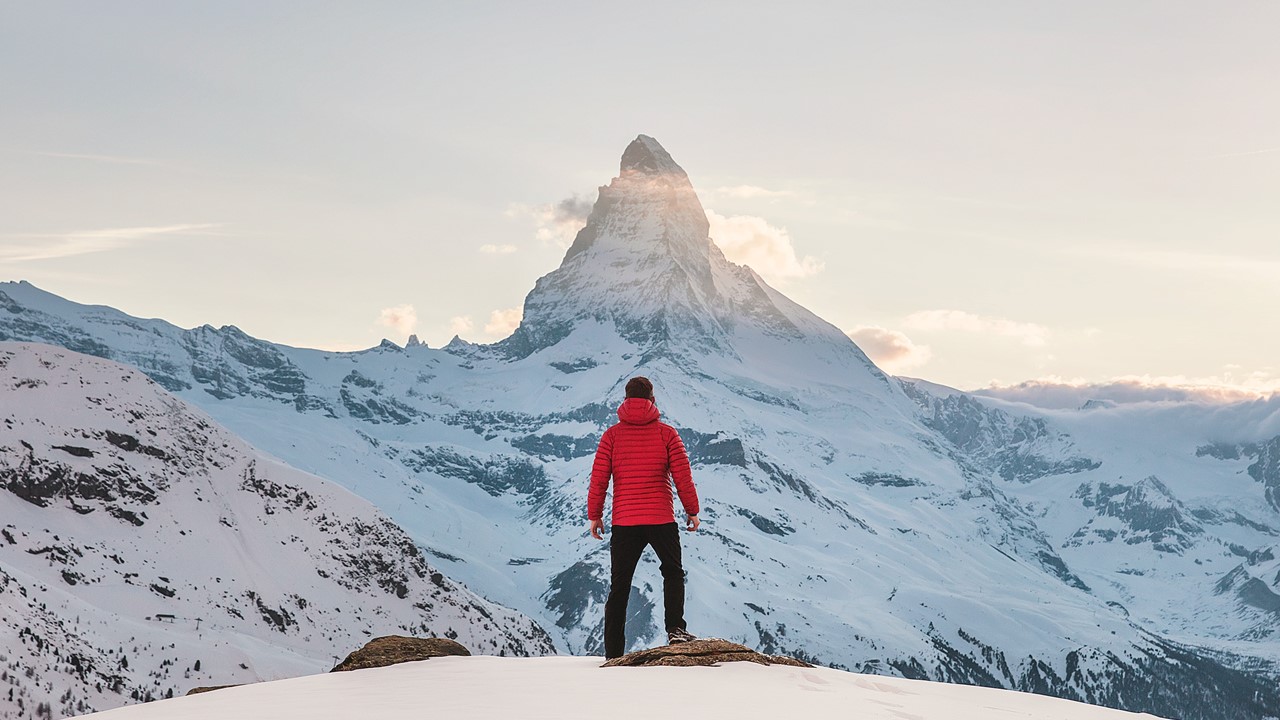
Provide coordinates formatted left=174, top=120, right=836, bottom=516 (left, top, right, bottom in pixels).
left=587, top=428, right=614, bottom=539
left=667, top=429, right=700, bottom=530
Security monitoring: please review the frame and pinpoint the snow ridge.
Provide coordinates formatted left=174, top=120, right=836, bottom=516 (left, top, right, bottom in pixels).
left=0, top=343, right=552, bottom=718
left=83, top=655, right=1169, bottom=720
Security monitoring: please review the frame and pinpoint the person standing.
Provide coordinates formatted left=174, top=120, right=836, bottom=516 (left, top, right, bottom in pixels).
left=588, top=376, right=701, bottom=660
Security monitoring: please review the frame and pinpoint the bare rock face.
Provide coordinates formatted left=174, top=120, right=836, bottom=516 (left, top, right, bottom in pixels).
left=185, top=685, right=241, bottom=696
left=331, top=636, right=471, bottom=672
left=600, top=639, right=812, bottom=668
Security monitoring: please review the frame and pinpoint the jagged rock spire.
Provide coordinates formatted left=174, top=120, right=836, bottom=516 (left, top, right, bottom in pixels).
left=619, top=134, right=687, bottom=177
left=561, top=134, right=709, bottom=265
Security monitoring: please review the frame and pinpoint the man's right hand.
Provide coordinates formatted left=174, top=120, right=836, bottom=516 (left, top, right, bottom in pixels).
left=589, top=519, right=604, bottom=540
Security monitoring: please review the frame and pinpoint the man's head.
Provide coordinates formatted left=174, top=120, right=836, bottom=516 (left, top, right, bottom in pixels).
left=625, top=376, right=654, bottom=400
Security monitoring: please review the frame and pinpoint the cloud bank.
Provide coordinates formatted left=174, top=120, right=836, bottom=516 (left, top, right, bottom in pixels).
left=973, top=373, right=1280, bottom=409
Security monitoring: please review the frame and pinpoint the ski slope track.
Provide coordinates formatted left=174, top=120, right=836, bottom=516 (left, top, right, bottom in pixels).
left=0, top=345, right=552, bottom=719
left=2, top=135, right=1279, bottom=719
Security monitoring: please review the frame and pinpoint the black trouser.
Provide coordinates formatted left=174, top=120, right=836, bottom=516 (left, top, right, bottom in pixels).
left=603, top=522, right=686, bottom=659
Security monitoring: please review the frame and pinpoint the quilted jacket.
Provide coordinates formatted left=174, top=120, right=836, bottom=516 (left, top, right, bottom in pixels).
left=587, top=397, right=699, bottom=526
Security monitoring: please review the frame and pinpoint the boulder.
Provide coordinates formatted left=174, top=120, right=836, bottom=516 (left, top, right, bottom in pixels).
left=331, top=635, right=470, bottom=672
left=601, top=638, right=812, bottom=668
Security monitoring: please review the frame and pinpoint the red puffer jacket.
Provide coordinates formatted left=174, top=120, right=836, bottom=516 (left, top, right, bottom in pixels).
left=587, top=398, right=699, bottom=526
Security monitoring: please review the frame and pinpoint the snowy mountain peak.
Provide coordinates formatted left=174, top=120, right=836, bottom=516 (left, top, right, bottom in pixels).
left=619, top=134, right=687, bottom=177
left=560, top=134, right=709, bottom=268
left=503, top=136, right=878, bottom=378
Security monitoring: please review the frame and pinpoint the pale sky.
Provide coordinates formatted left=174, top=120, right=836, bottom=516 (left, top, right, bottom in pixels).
left=2, top=2, right=1278, bottom=394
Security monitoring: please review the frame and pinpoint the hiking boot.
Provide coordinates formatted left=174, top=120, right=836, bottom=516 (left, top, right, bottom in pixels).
left=667, top=628, right=696, bottom=645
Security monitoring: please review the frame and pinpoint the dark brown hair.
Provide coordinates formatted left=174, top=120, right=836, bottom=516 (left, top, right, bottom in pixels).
left=625, top=376, right=654, bottom=399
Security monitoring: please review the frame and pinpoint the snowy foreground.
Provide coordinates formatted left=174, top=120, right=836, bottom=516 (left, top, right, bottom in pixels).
left=85, top=656, right=1165, bottom=720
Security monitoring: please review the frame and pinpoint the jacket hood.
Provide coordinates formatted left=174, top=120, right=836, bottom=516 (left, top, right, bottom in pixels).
left=617, top=397, right=660, bottom=425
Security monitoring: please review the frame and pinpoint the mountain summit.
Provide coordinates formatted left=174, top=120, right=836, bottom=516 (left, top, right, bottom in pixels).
left=503, top=135, right=876, bottom=379
left=619, top=134, right=686, bottom=176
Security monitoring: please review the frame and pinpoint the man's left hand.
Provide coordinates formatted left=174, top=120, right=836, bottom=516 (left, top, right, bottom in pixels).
left=686, top=515, right=700, bottom=532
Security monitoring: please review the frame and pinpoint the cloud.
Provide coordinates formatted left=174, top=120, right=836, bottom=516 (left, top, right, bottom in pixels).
left=377, top=304, right=417, bottom=337
left=479, top=244, right=518, bottom=255
left=705, top=209, right=823, bottom=286
left=905, top=310, right=1050, bottom=347
left=2, top=148, right=165, bottom=167
left=1071, top=246, right=1280, bottom=282
left=448, top=316, right=474, bottom=336
left=508, top=194, right=594, bottom=249
left=1208, top=146, right=1280, bottom=159
left=33, top=150, right=164, bottom=166
left=709, top=185, right=795, bottom=200
left=0, top=224, right=221, bottom=263
left=847, top=326, right=932, bottom=373
left=484, top=306, right=523, bottom=338
left=972, top=371, right=1280, bottom=409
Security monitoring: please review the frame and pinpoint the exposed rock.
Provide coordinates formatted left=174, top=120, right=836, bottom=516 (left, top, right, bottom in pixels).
left=601, top=638, right=812, bottom=668
left=186, top=685, right=241, bottom=696
left=331, top=635, right=470, bottom=672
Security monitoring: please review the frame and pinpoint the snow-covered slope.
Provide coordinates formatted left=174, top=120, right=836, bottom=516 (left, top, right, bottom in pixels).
left=0, top=343, right=552, bottom=719
left=82, top=655, right=1166, bottom=720
left=2, top=136, right=1279, bottom=719
left=909, top=384, right=1280, bottom=660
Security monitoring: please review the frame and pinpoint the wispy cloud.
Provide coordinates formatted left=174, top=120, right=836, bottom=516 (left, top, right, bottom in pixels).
left=706, top=209, right=822, bottom=286
left=34, top=150, right=164, bottom=166
left=1208, top=147, right=1280, bottom=160
left=2, top=147, right=166, bottom=167
left=846, top=325, right=932, bottom=373
left=448, top=316, right=474, bottom=336
left=507, top=194, right=594, bottom=249
left=377, top=304, right=418, bottom=337
left=905, top=310, right=1050, bottom=347
left=1072, top=245, right=1280, bottom=281
left=479, top=244, right=518, bottom=255
left=0, top=224, right=222, bottom=263
left=709, top=185, right=796, bottom=200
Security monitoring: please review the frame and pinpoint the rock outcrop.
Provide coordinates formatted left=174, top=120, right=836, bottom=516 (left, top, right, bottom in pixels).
left=601, top=639, right=812, bottom=668
left=331, top=636, right=471, bottom=672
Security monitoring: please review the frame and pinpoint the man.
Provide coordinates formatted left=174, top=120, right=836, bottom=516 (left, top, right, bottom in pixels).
left=588, top=376, right=701, bottom=660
